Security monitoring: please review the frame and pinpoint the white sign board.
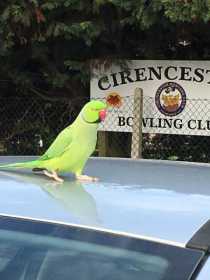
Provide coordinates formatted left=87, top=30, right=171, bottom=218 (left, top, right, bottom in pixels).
left=90, top=60, right=210, bottom=136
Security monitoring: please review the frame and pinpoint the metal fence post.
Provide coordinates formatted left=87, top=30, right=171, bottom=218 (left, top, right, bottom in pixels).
left=131, top=88, right=143, bottom=159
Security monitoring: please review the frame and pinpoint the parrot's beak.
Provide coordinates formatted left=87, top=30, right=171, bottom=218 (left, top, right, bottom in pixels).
left=99, top=109, right=107, bottom=122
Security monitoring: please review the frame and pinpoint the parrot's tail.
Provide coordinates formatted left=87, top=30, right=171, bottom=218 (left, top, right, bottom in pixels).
left=0, top=160, right=40, bottom=170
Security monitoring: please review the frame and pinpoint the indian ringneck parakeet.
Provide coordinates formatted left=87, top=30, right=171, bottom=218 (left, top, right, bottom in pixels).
left=0, top=100, right=107, bottom=183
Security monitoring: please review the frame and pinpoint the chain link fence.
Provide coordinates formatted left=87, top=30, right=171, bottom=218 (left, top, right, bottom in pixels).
left=0, top=96, right=210, bottom=163
left=0, top=97, right=88, bottom=155
left=142, top=97, right=210, bottom=162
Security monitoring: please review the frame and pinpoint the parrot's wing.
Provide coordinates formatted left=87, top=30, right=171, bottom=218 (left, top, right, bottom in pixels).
left=40, top=125, right=74, bottom=161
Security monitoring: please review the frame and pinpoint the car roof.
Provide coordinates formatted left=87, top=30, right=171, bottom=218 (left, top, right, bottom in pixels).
left=0, top=156, right=210, bottom=247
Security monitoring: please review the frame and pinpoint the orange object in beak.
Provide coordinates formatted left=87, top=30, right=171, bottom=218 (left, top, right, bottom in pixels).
left=99, top=109, right=107, bottom=121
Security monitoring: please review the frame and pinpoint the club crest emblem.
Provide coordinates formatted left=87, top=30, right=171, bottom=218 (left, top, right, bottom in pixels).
left=155, top=82, right=186, bottom=116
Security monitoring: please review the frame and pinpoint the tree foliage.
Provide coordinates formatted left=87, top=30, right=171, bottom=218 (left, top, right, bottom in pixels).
left=0, top=0, right=210, bottom=99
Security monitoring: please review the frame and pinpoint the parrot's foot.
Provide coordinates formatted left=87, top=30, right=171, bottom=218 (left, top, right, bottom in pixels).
left=76, top=175, right=99, bottom=182
left=44, top=170, right=64, bottom=183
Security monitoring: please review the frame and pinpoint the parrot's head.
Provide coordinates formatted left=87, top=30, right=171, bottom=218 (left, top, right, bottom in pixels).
left=81, top=100, right=107, bottom=124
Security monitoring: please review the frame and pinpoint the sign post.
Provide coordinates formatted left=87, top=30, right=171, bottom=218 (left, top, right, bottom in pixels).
left=97, top=131, right=109, bottom=157
left=131, top=88, right=143, bottom=159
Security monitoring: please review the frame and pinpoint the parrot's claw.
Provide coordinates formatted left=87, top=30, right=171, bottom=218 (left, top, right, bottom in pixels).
left=76, top=175, right=99, bottom=182
left=44, top=170, right=64, bottom=183
left=53, top=176, right=64, bottom=183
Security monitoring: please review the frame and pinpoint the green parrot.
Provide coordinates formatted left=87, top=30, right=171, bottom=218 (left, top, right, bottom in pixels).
left=0, top=100, right=107, bottom=183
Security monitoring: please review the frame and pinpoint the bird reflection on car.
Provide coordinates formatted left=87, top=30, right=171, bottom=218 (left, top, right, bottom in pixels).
left=0, top=170, right=100, bottom=226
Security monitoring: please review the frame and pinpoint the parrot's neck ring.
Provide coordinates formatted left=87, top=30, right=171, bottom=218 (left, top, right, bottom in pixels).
left=81, top=113, right=100, bottom=124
